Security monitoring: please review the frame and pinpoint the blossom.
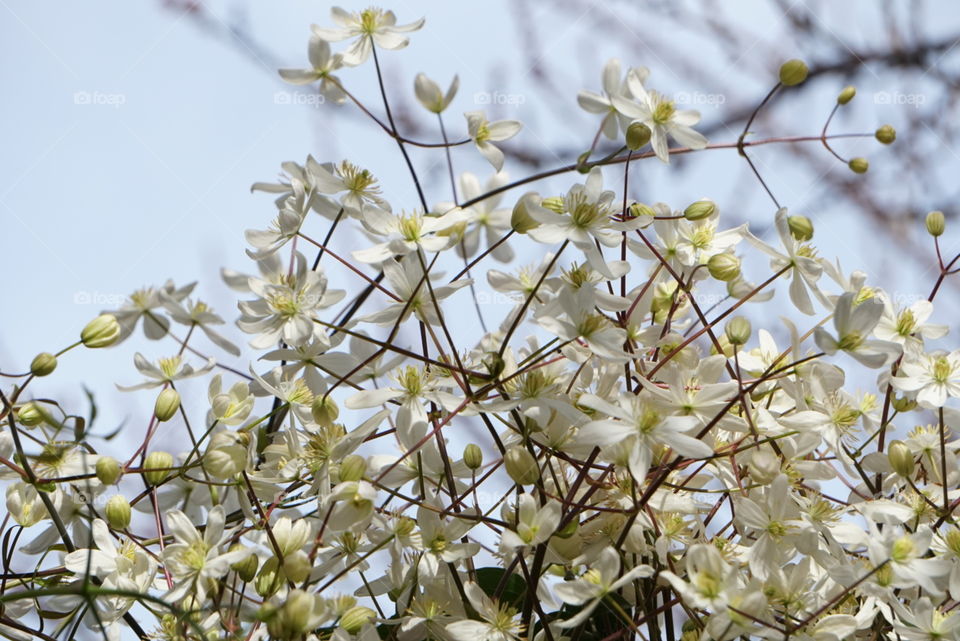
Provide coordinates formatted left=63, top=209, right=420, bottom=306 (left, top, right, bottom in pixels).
left=116, top=352, right=214, bottom=391
left=578, top=59, right=642, bottom=140
left=415, top=72, right=458, bottom=113
left=612, top=71, right=707, bottom=162
left=554, top=547, right=653, bottom=628
left=435, top=171, right=515, bottom=262
left=164, top=298, right=241, bottom=356
left=279, top=34, right=346, bottom=103
left=312, top=7, right=425, bottom=66
left=465, top=111, right=522, bottom=171
left=873, top=294, right=947, bottom=349
left=499, top=494, right=561, bottom=553
left=891, top=349, right=960, bottom=408
left=358, top=254, right=472, bottom=327
left=446, top=582, right=523, bottom=641
left=352, top=206, right=466, bottom=263
left=814, top=292, right=898, bottom=368
left=108, top=279, right=195, bottom=342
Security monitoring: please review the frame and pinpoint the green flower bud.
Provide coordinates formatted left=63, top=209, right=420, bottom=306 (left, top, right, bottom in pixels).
left=748, top=450, right=780, bottom=485
left=96, top=456, right=123, bottom=485
left=576, top=151, right=592, bottom=174
left=338, top=454, right=367, bottom=483
left=707, top=253, right=741, bottom=282
left=511, top=192, right=541, bottom=234
left=340, top=606, right=376, bottom=634
left=30, top=353, right=57, bottom=377
left=311, top=395, right=339, bottom=427
left=848, top=157, right=869, bottom=174
left=837, top=85, right=856, bottom=105
left=80, top=314, right=121, bottom=348
left=875, top=124, right=896, bottom=145
left=887, top=440, right=915, bottom=478
left=230, top=543, right=258, bottom=582
left=555, top=518, right=578, bottom=539
left=154, top=388, right=180, bottom=422
left=710, top=334, right=735, bottom=358
left=104, top=495, right=131, bottom=530
left=725, top=316, right=752, bottom=346
left=787, top=215, right=815, bottom=241
left=267, top=589, right=317, bottom=639
left=504, top=446, right=540, bottom=486
left=282, top=551, right=311, bottom=583
left=891, top=395, right=918, bottom=413
left=143, top=451, right=174, bottom=486
left=625, top=122, right=652, bottom=150
left=628, top=202, right=656, bottom=221
left=463, top=443, right=483, bottom=470
left=16, top=401, right=46, bottom=427
left=926, top=210, right=945, bottom=237
left=779, top=59, right=809, bottom=86
left=683, top=199, right=717, bottom=221
left=255, top=557, right=282, bottom=598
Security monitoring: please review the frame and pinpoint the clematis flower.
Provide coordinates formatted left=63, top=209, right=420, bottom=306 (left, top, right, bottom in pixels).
left=116, top=352, right=214, bottom=391
left=311, top=7, right=425, bottom=66
left=415, top=72, right=458, bottom=113
left=578, top=59, right=643, bottom=140
left=279, top=34, right=346, bottom=103
left=352, top=206, right=466, bottom=264
left=465, top=111, right=522, bottom=172
left=554, top=547, right=653, bottom=628
left=446, top=581, right=523, bottom=641
left=891, top=348, right=960, bottom=408
left=814, top=292, right=899, bottom=368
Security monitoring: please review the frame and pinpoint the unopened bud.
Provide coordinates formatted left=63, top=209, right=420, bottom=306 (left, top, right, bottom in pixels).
left=626, top=122, right=652, bottom=150
left=779, top=59, right=809, bottom=86
left=143, top=451, right=174, bottom=486
left=628, top=202, right=656, bottom=221
left=511, top=192, right=541, bottom=234
left=683, top=199, right=716, bottom=221
left=16, top=401, right=46, bottom=427
left=230, top=544, right=258, bottom=582
left=891, top=395, right=918, bottom=413
left=787, top=215, right=814, bottom=241
left=268, top=589, right=317, bottom=639
left=707, top=253, right=741, bottom=282
left=96, top=456, right=123, bottom=485
left=311, top=395, right=339, bottom=427
left=338, top=455, right=367, bottom=483
left=848, top=157, right=869, bottom=174
left=926, top=210, right=945, bottom=237
left=887, top=440, right=915, bottom=478
left=81, top=314, right=121, bottom=348
left=340, top=605, right=376, bottom=634
left=256, top=557, right=282, bottom=598
left=837, top=85, right=856, bottom=105
left=725, top=316, right=752, bottom=346
left=104, top=495, right=131, bottom=530
left=748, top=450, right=780, bottom=485
left=30, top=353, right=57, bottom=377
left=504, top=446, right=540, bottom=486
left=875, top=124, right=896, bottom=145
left=154, top=388, right=180, bottom=422
left=282, top=550, right=311, bottom=583
left=463, top=443, right=483, bottom=470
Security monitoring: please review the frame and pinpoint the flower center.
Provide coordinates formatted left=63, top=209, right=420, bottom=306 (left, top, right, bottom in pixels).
left=933, top=356, right=954, bottom=383
left=650, top=92, right=676, bottom=125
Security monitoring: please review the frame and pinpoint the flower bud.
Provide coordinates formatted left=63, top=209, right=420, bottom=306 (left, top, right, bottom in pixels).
left=875, top=124, right=896, bottom=145
left=16, top=401, right=46, bottom=427
left=154, top=388, right=180, bottom=422
left=625, top=122, right=652, bottom=150
left=311, top=395, right=339, bottom=427
left=204, top=430, right=249, bottom=480
left=282, top=550, right=311, bottom=583
left=267, top=589, right=317, bottom=639
left=230, top=543, right=258, bottom=582
left=80, top=314, right=121, bottom=348
left=463, top=443, right=483, bottom=470
left=256, top=557, right=282, bottom=597
left=504, top=446, right=540, bottom=486
left=30, top=352, right=57, bottom=377
left=787, top=215, right=814, bottom=241
left=555, top=518, right=578, bottom=539
left=340, top=605, right=376, bottom=634
left=926, top=210, right=945, bottom=237
left=707, top=253, right=741, bottom=282
left=96, top=456, right=123, bottom=485
left=891, top=395, right=918, bottom=413
left=837, top=85, right=856, bottom=105
left=725, top=316, right=752, bottom=346
left=511, top=192, right=542, bottom=234
left=779, top=59, right=808, bottom=86
left=104, top=495, right=131, bottom=530
left=683, top=199, right=716, bottom=221
left=748, top=450, right=780, bottom=485
left=338, top=454, right=367, bottom=483
left=848, top=157, right=869, bottom=174
left=143, top=450, right=174, bottom=486
left=628, top=202, right=656, bottom=222
left=887, top=440, right=915, bottom=478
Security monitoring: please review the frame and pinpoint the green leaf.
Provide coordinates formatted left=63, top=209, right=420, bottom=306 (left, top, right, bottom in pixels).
left=474, top=566, right=526, bottom=610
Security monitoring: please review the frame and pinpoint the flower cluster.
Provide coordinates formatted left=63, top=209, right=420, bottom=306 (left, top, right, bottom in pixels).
left=7, top=7, right=957, bottom=641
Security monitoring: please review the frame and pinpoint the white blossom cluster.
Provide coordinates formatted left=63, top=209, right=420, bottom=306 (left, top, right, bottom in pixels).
left=3, top=7, right=956, bottom=641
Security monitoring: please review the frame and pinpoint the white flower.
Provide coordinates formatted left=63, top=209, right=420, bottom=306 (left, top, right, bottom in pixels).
left=435, top=171, right=515, bottom=262
left=578, top=59, right=642, bottom=140
left=814, top=292, right=898, bottom=368
left=279, top=34, right=346, bottom=103
left=108, top=279, right=195, bottom=342
left=554, top=547, right=653, bottom=628
left=415, top=504, right=480, bottom=578
left=874, top=294, right=947, bottom=349
left=165, top=298, right=241, bottom=356
left=894, top=597, right=960, bottom=641
left=660, top=544, right=737, bottom=610
left=415, top=72, right=458, bottom=113
left=499, top=494, right=561, bottom=553
left=352, top=206, right=466, bottom=264
left=207, top=375, right=254, bottom=426
left=891, top=349, right=960, bottom=408
left=446, top=581, right=523, bottom=641
left=612, top=71, right=707, bottom=162
left=536, top=288, right=629, bottom=362
left=358, top=254, right=472, bottom=327
left=116, top=352, right=214, bottom=391
left=312, top=7, right=425, bottom=66
left=465, top=111, right=522, bottom=172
